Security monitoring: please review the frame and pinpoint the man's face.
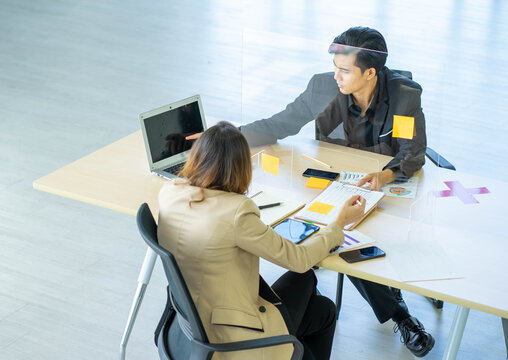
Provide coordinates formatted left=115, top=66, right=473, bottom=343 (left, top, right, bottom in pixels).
left=333, top=53, right=371, bottom=95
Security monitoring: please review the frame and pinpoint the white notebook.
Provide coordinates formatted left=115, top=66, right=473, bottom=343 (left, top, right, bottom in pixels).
left=295, top=182, right=384, bottom=230
left=251, top=191, right=305, bottom=226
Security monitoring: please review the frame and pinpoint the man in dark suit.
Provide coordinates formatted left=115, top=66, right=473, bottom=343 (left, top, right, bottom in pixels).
left=240, top=27, right=434, bottom=358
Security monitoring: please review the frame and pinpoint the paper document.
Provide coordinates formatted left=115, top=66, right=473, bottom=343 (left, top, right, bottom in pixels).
left=329, top=229, right=376, bottom=254
left=339, top=170, right=419, bottom=199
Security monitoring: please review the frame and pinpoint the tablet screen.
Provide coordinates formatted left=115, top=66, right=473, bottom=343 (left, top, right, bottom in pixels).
left=273, top=219, right=319, bottom=244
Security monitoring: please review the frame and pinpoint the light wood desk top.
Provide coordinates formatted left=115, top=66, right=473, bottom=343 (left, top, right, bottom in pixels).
left=33, top=131, right=508, bottom=320
left=34, top=131, right=166, bottom=217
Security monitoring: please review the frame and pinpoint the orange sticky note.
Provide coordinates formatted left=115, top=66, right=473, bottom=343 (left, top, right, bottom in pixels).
left=308, top=202, right=334, bottom=215
left=306, top=177, right=330, bottom=189
left=393, top=115, right=415, bottom=139
left=261, top=153, right=279, bottom=176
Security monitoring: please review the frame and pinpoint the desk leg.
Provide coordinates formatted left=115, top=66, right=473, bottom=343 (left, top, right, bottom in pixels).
left=119, top=248, right=158, bottom=360
left=442, top=306, right=470, bottom=360
left=501, top=317, right=508, bottom=359
left=335, top=273, right=344, bottom=320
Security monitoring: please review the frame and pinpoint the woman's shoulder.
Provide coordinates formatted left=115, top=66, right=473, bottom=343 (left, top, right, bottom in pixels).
left=159, top=180, right=254, bottom=207
left=159, top=178, right=188, bottom=197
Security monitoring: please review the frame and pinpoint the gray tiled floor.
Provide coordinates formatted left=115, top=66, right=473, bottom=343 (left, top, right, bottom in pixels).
left=1, top=0, right=507, bottom=359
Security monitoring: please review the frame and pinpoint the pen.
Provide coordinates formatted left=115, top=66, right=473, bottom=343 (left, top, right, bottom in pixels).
left=343, top=183, right=371, bottom=192
left=301, top=154, right=332, bottom=169
left=259, top=202, right=282, bottom=210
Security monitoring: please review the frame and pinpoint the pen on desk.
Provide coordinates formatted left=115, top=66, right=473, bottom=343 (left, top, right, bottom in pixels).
left=259, top=202, right=282, bottom=210
left=301, top=154, right=332, bottom=169
left=249, top=190, right=263, bottom=199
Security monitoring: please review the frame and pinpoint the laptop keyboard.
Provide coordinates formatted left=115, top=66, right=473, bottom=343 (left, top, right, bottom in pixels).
left=164, top=162, right=185, bottom=174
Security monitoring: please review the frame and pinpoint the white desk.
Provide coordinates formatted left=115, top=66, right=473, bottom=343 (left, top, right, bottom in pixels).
left=33, top=131, right=508, bottom=360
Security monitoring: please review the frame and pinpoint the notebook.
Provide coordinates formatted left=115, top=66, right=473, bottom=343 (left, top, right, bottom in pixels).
left=140, top=95, right=207, bottom=179
left=295, top=182, right=384, bottom=230
left=251, top=191, right=305, bottom=226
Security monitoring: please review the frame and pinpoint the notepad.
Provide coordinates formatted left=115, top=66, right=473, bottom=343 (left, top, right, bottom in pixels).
left=393, top=115, right=415, bottom=139
left=251, top=191, right=305, bottom=226
left=295, top=182, right=384, bottom=230
left=261, top=153, right=279, bottom=176
left=306, top=177, right=330, bottom=189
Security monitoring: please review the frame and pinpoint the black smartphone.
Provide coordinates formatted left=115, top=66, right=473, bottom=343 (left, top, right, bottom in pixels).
left=339, top=246, right=386, bottom=263
left=302, top=168, right=340, bottom=181
left=273, top=219, right=320, bottom=244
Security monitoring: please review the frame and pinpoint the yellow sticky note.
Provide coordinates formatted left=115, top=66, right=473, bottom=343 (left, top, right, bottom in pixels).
left=393, top=115, right=415, bottom=139
left=261, top=153, right=279, bottom=176
left=306, top=177, right=330, bottom=189
left=308, top=201, right=334, bottom=215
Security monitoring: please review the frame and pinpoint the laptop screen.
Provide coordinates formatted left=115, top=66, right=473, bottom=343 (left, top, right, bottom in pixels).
left=144, top=100, right=205, bottom=164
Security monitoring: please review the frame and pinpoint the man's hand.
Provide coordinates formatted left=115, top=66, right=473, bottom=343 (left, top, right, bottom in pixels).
left=185, top=133, right=202, bottom=140
left=335, top=195, right=366, bottom=228
left=356, top=169, right=396, bottom=191
left=165, top=134, right=194, bottom=155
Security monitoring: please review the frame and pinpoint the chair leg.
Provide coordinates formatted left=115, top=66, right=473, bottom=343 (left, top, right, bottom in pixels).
left=335, top=273, right=344, bottom=320
left=501, top=317, right=508, bottom=359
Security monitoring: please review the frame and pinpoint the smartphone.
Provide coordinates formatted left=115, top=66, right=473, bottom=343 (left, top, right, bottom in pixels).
left=302, top=168, right=340, bottom=181
left=339, top=246, right=386, bottom=263
left=273, top=219, right=320, bottom=244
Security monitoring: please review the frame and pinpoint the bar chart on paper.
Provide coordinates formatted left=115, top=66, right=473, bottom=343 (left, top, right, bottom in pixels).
left=330, top=229, right=376, bottom=254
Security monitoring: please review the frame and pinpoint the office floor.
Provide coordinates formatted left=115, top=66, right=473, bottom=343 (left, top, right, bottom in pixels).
left=1, top=0, right=507, bottom=359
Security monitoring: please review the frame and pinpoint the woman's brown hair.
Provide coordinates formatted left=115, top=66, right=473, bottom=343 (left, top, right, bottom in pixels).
left=178, top=121, right=252, bottom=197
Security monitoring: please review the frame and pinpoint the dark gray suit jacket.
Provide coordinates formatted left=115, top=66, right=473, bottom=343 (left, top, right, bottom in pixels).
left=241, top=68, right=426, bottom=177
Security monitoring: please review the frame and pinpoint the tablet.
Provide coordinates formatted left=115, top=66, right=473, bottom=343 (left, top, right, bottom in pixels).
left=273, top=219, right=319, bottom=244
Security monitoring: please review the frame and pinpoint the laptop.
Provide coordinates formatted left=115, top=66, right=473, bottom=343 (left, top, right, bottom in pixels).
left=140, top=95, right=207, bottom=179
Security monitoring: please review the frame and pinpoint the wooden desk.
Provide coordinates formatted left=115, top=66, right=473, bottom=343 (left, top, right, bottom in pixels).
left=33, top=131, right=508, bottom=360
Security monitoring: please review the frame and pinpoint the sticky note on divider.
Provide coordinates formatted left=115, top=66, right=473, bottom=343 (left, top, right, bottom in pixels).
left=393, top=115, right=415, bottom=139
left=308, top=201, right=334, bottom=215
left=306, top=177, right=330, bottom=189
left=261, top=153, right=279, bottom=176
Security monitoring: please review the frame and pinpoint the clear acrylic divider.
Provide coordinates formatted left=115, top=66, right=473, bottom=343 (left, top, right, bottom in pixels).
left=249, top=143, right=296, bottom=199
left=240, top=28, right=329, bottom=128
left=388, top=171, right=464, bottom=282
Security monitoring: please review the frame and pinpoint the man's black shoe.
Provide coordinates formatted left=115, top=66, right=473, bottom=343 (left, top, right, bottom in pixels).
left=391, top=287, right=408, bottom=313
left=394, top=316, right=435, bottom=357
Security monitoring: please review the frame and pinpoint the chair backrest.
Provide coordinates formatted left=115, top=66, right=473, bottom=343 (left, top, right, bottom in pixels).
left=392, top=69, right=413, bottom=80
left=136, top=203, right=209, bottom=343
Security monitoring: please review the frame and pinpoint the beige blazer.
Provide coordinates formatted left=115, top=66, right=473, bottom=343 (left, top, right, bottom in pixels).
left=157, top=180, right=344, bottom=360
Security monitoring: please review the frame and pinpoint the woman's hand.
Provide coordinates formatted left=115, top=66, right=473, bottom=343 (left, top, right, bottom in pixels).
left=335, top=195, right=366, bottom=228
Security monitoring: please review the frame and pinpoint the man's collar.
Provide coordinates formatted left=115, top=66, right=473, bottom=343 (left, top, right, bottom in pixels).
left=347, top=77, right=380, bottom=117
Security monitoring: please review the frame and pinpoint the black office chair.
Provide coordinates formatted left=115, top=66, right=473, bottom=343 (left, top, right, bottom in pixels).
left=136, top=203, right=304, bottom=360
left=392, top=70, right=455, bottom=171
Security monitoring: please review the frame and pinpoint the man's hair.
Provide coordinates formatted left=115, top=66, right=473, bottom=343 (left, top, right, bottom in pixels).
left=333, top=26, right=388, bottom=74
left=179, top=121, right=252, bottom=196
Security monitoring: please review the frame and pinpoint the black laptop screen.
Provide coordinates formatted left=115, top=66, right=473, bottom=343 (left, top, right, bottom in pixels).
left=145, top=101, right=204, bottom=163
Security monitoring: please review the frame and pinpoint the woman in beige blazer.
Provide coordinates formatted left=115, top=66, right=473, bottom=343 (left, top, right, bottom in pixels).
left=158, top=121, right=365, bottom=360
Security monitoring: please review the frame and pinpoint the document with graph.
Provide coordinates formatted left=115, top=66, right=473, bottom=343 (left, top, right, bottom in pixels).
left=339, top=170, right=419, bottom=199
left=295, top=182, right=384, bottom=230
